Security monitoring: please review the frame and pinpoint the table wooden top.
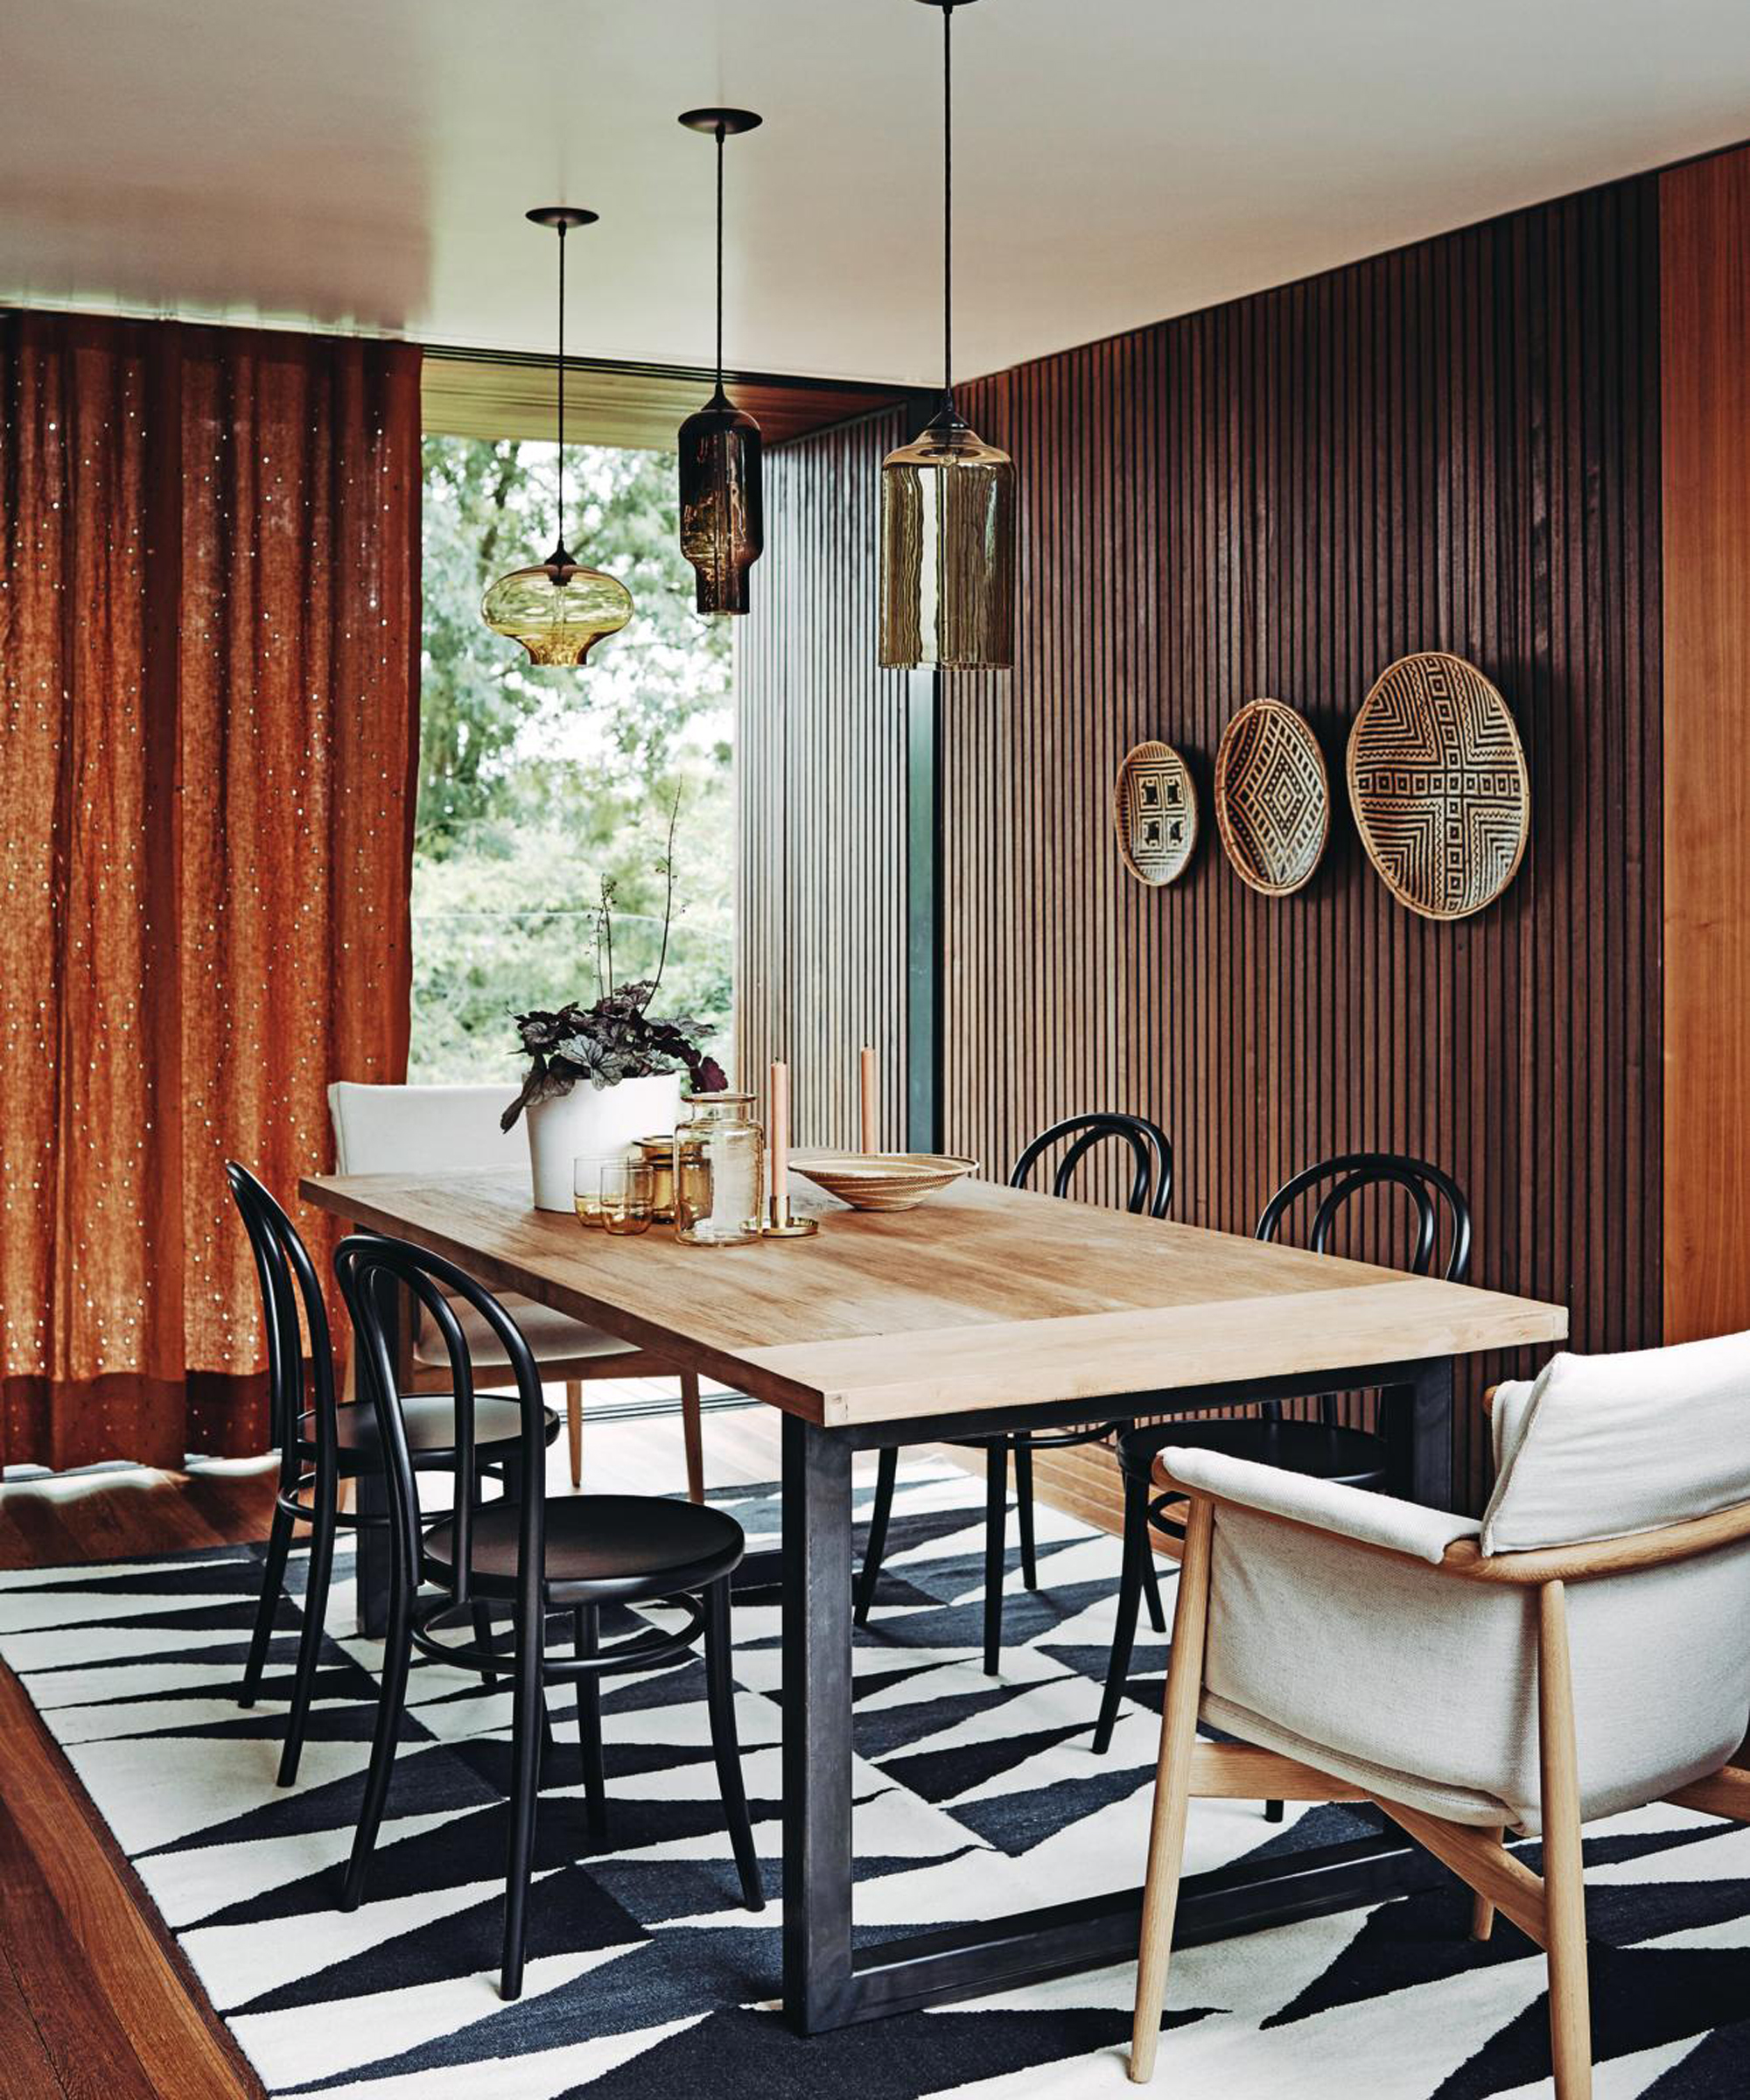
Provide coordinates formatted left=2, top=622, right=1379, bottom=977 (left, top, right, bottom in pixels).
left=300, top=1170, right=1569, bottom=1427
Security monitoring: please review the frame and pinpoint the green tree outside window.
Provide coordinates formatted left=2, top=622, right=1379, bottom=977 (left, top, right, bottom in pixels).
left=413, top=435, right=734, bottom=1085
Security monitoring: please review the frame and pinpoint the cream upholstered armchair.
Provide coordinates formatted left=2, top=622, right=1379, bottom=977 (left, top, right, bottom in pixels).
left=327, top=1083, right=705, bottom=1499
left=1130, top=1332, right=1750, bottom=2098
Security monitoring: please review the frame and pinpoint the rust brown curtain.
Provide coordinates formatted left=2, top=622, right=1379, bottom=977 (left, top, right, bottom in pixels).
left=0, top=312, right=422, bottom=1469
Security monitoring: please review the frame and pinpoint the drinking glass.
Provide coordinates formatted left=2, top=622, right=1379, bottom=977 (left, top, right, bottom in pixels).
left=573, top=1153, right=625, bottom=1228
left=599, top=1158, right=654, bottom=1236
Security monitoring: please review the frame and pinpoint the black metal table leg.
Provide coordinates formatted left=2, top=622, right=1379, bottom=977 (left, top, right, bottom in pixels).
left=776, top=1354, right=1466, bottom=2031
left=1383, top=1355, right=1456, bottom=1510
left=781, top=1414, right=858, bottom=2033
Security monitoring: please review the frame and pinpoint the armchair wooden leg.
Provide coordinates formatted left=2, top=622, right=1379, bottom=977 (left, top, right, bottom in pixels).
left=681, top=1368, right=704, bottom=1504
left=1130, top=1495, right=1214, bottom=2084
left=1662, top=1760, right=1750, bottom=1820
left=1375, top=1801, right=1548, bottom=1947
left=1538, top=1580, right=1592, bottom=2099
left=1471, top=1827, right=1502, bottom=1942
left=565, top=1380, right=583, bottom=1490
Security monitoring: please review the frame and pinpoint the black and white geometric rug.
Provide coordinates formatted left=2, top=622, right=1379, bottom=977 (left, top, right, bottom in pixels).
left=1, top=1461, right=1746, bottom=2098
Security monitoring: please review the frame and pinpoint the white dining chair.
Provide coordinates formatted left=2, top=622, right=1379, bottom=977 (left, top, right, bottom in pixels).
left=1129, top=1330, right=1750, bottom=2097
left=326, top=1082, right=705, bottom=1499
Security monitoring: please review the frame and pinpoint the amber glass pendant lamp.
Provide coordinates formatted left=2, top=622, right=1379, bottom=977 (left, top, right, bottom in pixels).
left=481, top=207, right=635, bottom=666
left=878, top=0, right=1015, bottom=671
left=676, top=108, right=766, bottom=615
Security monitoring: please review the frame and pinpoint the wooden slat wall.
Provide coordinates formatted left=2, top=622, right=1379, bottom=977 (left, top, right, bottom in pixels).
left=738, top=174, right=1669, bottom=1517
left=945, top=177, right=1663, bottom=1512
left=1661, top=144, right=1750, bottom=1345
left=734, top=408, right=913, bottom=1152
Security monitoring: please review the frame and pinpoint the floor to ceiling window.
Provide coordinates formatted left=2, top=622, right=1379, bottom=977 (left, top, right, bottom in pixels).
left=412, top=434, right=733, bottom=1086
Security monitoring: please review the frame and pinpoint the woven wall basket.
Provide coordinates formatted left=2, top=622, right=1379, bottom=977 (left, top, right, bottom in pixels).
left=1348, top=651, right=1530, bottom=920
left=1112, top=740, right=1197, bottom=886
left=1213, top=698, right=1330, bottom=896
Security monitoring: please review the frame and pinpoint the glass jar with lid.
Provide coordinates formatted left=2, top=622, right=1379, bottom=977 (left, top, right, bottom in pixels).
left=672, top=1092, right=765, bottom=1247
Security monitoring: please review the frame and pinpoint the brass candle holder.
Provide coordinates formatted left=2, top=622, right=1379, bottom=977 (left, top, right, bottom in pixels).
left=760, top=1187, right=819, bottom=1238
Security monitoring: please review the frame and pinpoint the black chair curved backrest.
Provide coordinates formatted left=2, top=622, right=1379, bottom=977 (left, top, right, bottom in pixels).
left=335, top=1232, right=549, bottom=1622
left=1255, top=1151, right=1472, bottom=1283
left=1009, top=1112, right=1173, bottom=1220
left=225, top=1161, right=340, bottom=1489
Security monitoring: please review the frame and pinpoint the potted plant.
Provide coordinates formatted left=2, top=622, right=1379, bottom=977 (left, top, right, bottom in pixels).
left=501, top=831, right=727, bottom=1210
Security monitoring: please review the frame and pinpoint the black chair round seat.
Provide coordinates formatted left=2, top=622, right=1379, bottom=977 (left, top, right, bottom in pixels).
left=1150, top=1418, right=1385, bottom=1495
left=305, top=1394, right=558, bottom=1468
left=423, top=1494, right=746, bottom=1604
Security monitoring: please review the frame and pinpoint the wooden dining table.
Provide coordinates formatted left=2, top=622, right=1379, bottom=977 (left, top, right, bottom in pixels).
left=301, top=1166, right=1566, bottom=2034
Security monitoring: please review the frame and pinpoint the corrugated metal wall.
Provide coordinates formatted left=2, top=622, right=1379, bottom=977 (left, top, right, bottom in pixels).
left=735, top=408, right=914, bottom=1157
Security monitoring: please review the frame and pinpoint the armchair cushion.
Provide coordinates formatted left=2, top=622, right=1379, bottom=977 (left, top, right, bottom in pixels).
left=1158, top=1446, right=1480, bottom=1564
left=328, top=1085, right=631, bottom=1375
left=1200, top=1500, right=1750, bottom=1834
left=1199, top=1690, right=1517, bottom=1828
left=412, top=1292, right=637, bottom=1375
left=1481, top=1330, right=1750, bottom=1555
left=328, top=1082, right=526, bottom=1179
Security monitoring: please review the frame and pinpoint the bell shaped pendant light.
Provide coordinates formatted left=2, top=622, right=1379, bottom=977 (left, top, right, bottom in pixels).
left=482, top=207, right=634, bottom=667
left=879, top=0, right=1015, bottom=671
left=676, top=108, right=765, bottom=615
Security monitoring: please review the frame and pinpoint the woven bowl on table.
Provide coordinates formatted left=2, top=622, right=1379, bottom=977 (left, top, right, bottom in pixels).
left=788, top=1152, right=978, bottom=1213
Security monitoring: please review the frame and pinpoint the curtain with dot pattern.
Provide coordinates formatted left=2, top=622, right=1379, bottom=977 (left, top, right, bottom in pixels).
left=0, top=312, right=422, bottom=1468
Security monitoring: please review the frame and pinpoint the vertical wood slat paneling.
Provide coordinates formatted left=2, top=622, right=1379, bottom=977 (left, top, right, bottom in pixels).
left=1661, top=144, right=1750, bottom=1346
left=738, top=176, right=1665, bottom=1516
left=941, top=176, right=1662, bottom=1513
left=734, top=409, right=913, bottom=1156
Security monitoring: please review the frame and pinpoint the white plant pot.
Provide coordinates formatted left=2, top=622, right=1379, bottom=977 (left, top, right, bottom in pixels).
left=523, top=1073, right=684, bottom=1212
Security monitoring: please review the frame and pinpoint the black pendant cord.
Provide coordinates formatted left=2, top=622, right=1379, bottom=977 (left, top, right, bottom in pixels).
left=555, top=224, right=568, bottom=553
left=942, top=0, right=955, bottom=414
left=715, top=122, right=726, bottom=396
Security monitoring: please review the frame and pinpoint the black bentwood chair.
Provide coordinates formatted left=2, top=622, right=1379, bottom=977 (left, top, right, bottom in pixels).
left=855, top=1113, right=1173, bottom=1675
left=333, top=1233, right=763, bottom=2001
left=1090, top=1151, right=1473, bottom=1760
left=226, top=1163, right=556, bottom=1786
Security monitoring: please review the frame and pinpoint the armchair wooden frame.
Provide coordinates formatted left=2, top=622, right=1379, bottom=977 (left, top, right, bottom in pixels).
left=1130, top=1475, right=1750, bottom=2097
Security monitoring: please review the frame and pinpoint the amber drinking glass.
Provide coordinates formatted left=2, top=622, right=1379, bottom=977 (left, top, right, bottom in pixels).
left=600, top=1159, right=654, bottom=1236
left=573, top=1153, right=626, bottom=1229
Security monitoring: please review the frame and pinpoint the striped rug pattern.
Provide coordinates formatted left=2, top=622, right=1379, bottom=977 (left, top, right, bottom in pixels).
left=0, top=1463, right=1746, bottom=2096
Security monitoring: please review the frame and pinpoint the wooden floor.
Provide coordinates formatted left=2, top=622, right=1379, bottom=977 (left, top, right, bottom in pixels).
left=0, top=1390, right=1107, bottom=2098
left=0, top=1456, right=287, bottom=2100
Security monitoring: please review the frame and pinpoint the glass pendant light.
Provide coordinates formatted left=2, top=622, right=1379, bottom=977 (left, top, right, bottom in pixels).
left=482, top=207, right=634, bottom=666
left=676, top=108, right=765, bottom=615
left=879, top=0, right=1015, bottom=671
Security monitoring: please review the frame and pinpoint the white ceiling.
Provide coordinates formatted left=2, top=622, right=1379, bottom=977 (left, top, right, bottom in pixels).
left=4, top=0, right=1747, bottom=388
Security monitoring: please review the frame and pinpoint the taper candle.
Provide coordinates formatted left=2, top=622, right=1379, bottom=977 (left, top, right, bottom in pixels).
left=770, top=1060, right=790, bottom=1200
left=859, top=1045, right=877, bottom=1152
